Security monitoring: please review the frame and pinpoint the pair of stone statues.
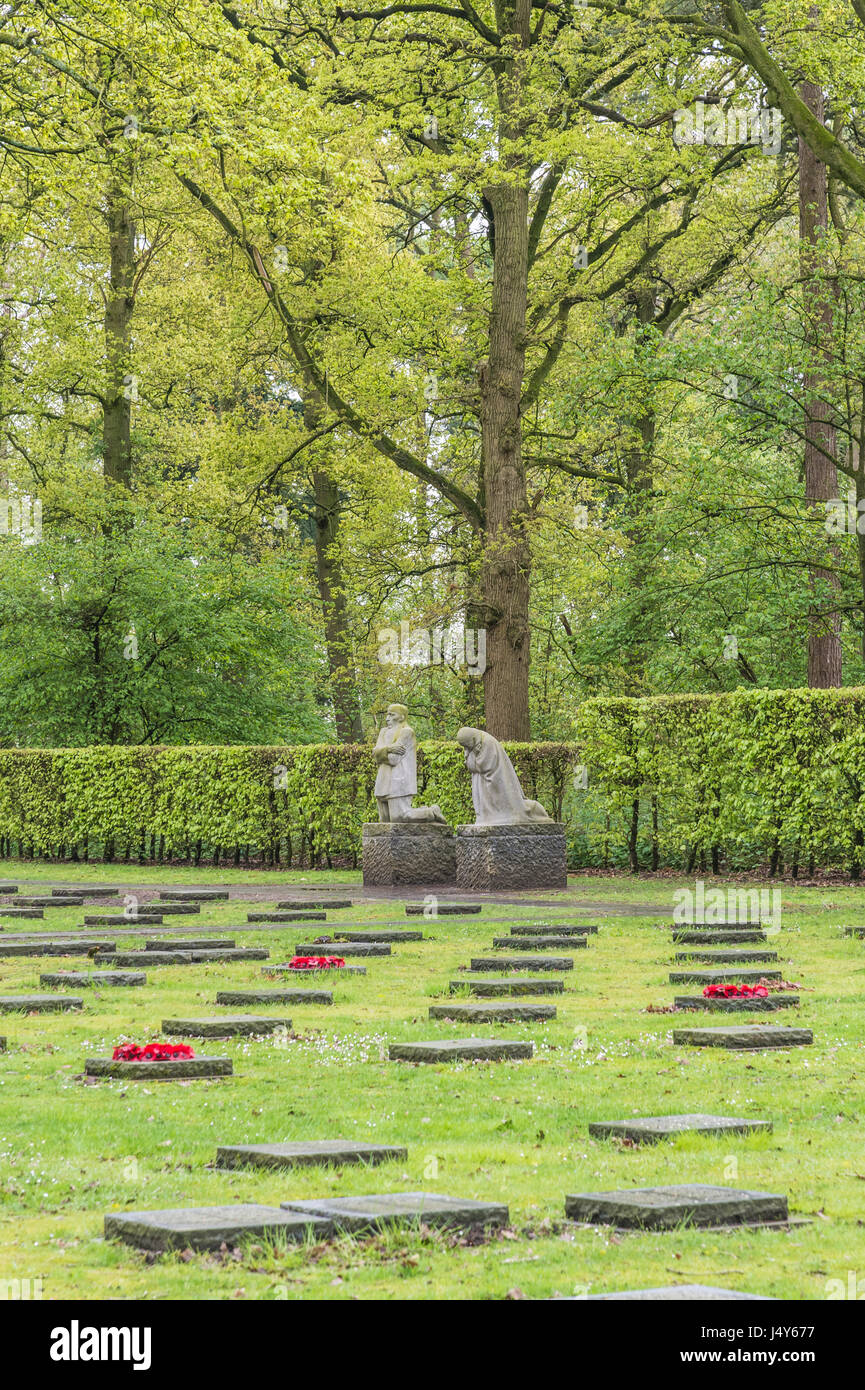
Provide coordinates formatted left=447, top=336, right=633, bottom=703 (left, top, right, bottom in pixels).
left=374, top=703, right=551, bottom=825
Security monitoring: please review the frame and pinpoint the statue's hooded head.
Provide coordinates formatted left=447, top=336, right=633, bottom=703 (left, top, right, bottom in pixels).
left=456, top=726, right=483, bottom=752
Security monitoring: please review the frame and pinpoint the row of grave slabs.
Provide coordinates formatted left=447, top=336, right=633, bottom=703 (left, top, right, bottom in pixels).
left=0, top=885, right=825, bottom=1296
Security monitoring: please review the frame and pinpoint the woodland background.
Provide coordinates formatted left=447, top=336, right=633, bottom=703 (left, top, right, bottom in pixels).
left=1, top=1, right=864, bottom=759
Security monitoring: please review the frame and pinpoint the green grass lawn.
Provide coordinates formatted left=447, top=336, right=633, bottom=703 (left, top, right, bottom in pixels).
left=0, top=867, right=863, bottom=1301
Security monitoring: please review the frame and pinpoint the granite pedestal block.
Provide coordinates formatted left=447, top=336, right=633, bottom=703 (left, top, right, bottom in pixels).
left=362, top=822, right=456, bottom=886
left=455, top=822, right=567, bottom=891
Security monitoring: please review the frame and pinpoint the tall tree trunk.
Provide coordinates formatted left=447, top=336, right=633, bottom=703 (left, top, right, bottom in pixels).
left=851, top=440, right=865, bottom=662
left=799, top=78, right=842, bottom=687
left=309, top=449, right=362, bottom=740
left=479, top=0, right=532, bottom=740
left=103, top=186, right=135, bottom=487
left=620, top=290, right=658, bottom=694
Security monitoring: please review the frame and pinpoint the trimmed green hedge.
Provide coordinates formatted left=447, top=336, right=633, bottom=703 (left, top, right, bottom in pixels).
left=3, top=686, right=865, bottom=872
left=0, top=742, right=576, bottom=867
left=577, top=686, right=865, bottom=875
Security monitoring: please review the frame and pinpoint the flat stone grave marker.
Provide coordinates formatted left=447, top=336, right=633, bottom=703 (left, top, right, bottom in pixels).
left=84, top=914, right=163, bottom=926
left=673, top=1024, right=813, bottom=1050
left=160, top=889, right=230, bottom=901
left=494, top=936, right=587, bottom=951
left=569, top=1285, right=774, bottom=1301
left=588, top=1114, right=772, bottom=1144
left=429, top=1001, right=555, bottom=1023
left=139, top=904, right=201, bottom=915
left=670, top=967, right=782, bottom=984
left=41, top=971, right=146, bottom=987
left=13, top=895, right=82, bottom=907
left=0, top=994, right=83, bottom=1012
left=295, top=941, right=390, bottom=957
left=264, top=963, right=366, bottom=976
left=565, top=1183, right=788, bottom=1230
left=163, top=1015, right=292, bottom=1038
left=389, top=1037, right=533, bottom=1063
left=469, top=955, right=573, bottom=972
left=674, top=994, right=798, bottom=1013
left=0, top=908, right=44, bottom=918
left=673, top=929, right=768, bottom=944
left=0, top=884, right=19, bottom=892
left=217, top=1140, right=407, bottom=1171
left=332, top=930, right=423, bottom=943
left=0, top=939, right=115, bottom=956
left=665, top=917, right=766, bottom=927
left=247, top=911, right=326, bottom=922
left=843, top=926, right=865, bottom=937
left=278, top=900, right=353, bottom=910
left=406, top=904, right=482, bottom=915
left=105, top=1204, right=329, bottom=1251
left=511, top=924, right=596, bottom=936
left=280, top=1192, right=509, bottom=1233
left=216, top=988, right=332, bottom=1006
left=97, top=948, right=268, bottom=965
left=144, top=938, right=236, bottom=951
left=452, top=976, right=563, bottom=997
left=674, top=949, right=779, bottom=963
left=51, top=886, right=117, bottom=898
left=0, top=1037, right=5, bottom=1050
left=86, top=1055, right=233, bottom=1080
